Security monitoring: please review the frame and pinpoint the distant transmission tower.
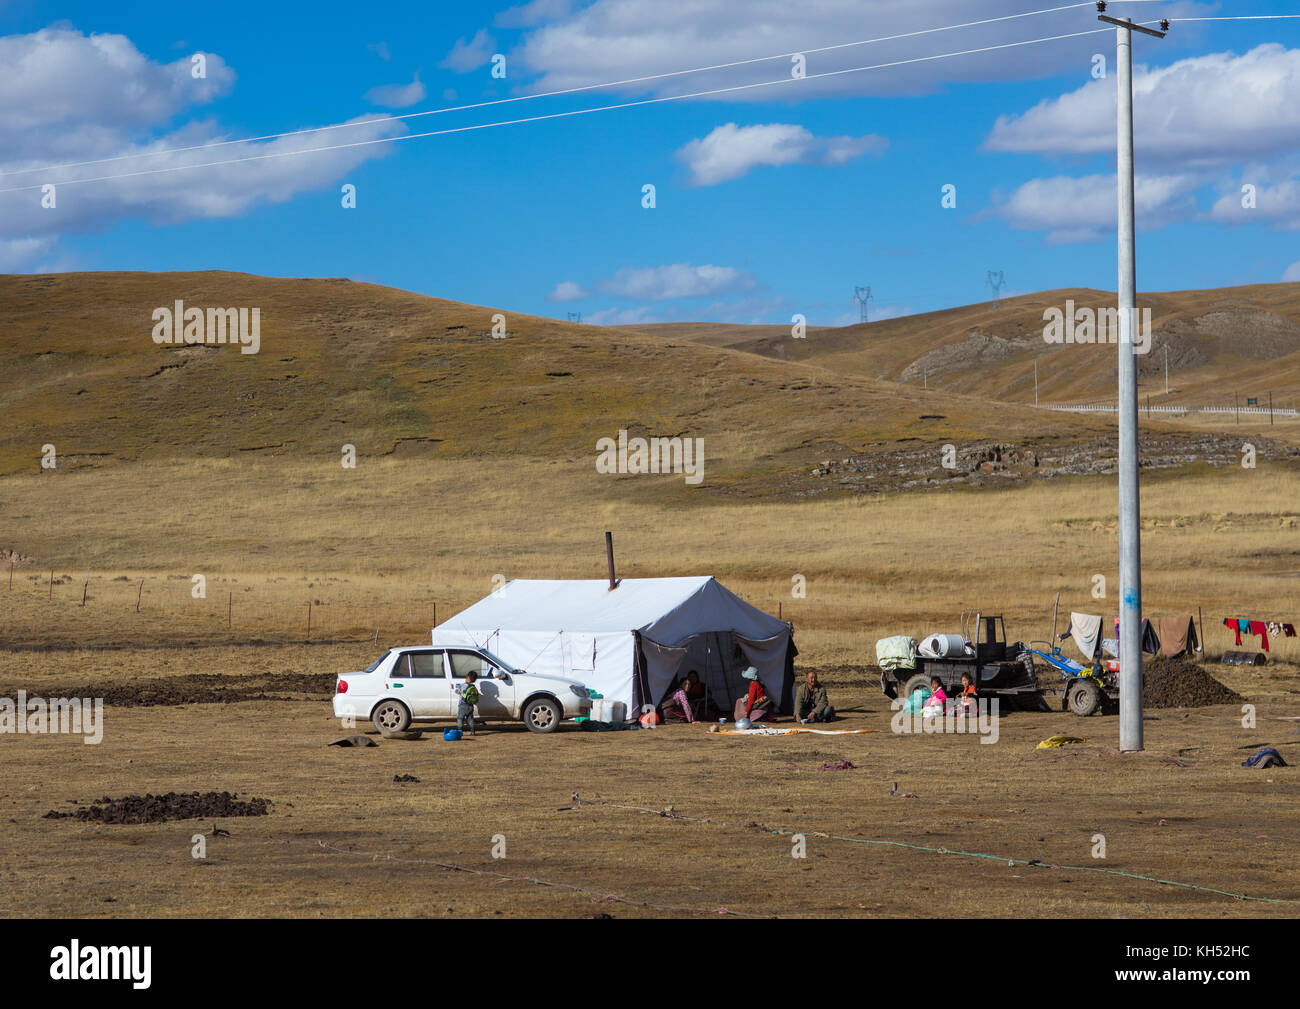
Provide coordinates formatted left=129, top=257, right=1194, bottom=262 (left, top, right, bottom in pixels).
left=853, top=286, right=872, bottom=324
left=987, top=270, right=1006, bottom=309
left=566, top=311, right=582, bottom=324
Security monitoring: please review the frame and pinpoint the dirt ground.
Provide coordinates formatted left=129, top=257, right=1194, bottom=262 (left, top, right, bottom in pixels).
left=2, top=646, right=1297, bottom=919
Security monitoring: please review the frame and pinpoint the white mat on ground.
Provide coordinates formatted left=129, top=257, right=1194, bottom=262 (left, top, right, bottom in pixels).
left=714, top=726, right=878, bottom=736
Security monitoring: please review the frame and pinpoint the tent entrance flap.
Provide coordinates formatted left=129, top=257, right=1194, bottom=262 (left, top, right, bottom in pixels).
left=639, top=629, right=793, bottom=715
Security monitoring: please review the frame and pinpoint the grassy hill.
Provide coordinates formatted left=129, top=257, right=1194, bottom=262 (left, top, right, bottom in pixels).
left=638, top=283, right=1300, bottom=409
left=0, top=271, right=1126, bottom=492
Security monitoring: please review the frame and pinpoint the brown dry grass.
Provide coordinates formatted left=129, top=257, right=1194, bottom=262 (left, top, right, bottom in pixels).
left=2, top=457, right=1299, bottom=665
left=3, top=272, right=1300, bottom=917
left=2, top=668, right=1297, bottom=919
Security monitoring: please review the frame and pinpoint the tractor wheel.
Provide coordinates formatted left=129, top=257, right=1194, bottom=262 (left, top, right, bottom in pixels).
left=901, top=673, right=931, bottom=706
left=1068, top=679, right=1101, bottom=717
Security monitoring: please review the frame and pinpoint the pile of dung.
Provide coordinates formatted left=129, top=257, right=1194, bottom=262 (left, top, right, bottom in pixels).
left=1143, top=656, right=1243, bottom=708
left=43, top=791, right=271, bottom=824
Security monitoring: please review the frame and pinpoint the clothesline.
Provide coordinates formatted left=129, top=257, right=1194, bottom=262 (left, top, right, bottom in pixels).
left=1222, top=617, right=1296, bottom=653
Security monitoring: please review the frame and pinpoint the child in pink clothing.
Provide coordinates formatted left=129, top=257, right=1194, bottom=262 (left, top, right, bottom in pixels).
left=922, top=676, right=948, bottom=716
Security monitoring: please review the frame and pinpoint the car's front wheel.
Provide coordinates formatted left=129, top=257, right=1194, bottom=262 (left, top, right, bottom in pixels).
left=523, top=697, right=562, bottom=733
left=372, top=699, right=411, bottom=733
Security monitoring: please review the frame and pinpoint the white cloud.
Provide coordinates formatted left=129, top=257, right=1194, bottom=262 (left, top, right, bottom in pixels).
left=1209, top=177, right=1300, bottom=229
left=0, top=236, right=56, bottom=271
left=676, top=122, right=886, bottom=186
left=546, top=280, right=589, bottom=301
left=597, top=263, right=759, bottom=300
left=0, top=28, right=405, bottom=253
left=986, top=45, right=1300, bottom=167
left=587, top=305, right=671, bottom=327
left=495, top=0, right=574, bottom=29
left=367, top=41, right=392, bottom=62
left=988, top=173, right=1197, bottom=243
left=511, top=0, right=1166, bottom=101
left=439, top=29, right=496, bottom=73
left=1283, top=260, right=1300, bottom=283
left=0, top=28, right=234, bottom=161
left=365, top=72, right=426, bottom=108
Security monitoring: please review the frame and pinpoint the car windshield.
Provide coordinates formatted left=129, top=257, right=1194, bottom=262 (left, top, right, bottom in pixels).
left=479, top=649, right=516, bottom=673
left=363, top=650, right=392, bottom=674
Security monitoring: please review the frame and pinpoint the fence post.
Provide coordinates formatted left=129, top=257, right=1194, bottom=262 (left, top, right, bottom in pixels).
left=48, top=569, right=53, bottom=600
left=307, top=600, right=312, bottom=642
left=81, top=579, right=87, bottom=606
left=136, top=579, right=144, bottom=612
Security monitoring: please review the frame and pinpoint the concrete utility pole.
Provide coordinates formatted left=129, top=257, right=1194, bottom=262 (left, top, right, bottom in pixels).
left=1164, top=345, right=1169, bottom=395
left=1100, top=7, right=1167, bottom=753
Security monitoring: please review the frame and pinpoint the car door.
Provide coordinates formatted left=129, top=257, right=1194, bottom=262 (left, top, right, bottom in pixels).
left=447, top=650, right=514, bottom=718
left=405, top=650, right=452, bottom=717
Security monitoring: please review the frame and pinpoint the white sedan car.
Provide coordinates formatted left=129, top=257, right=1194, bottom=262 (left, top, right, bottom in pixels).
left=333, top=646, right=591, bottom=734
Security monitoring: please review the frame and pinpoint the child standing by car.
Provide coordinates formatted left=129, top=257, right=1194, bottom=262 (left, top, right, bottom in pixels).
left=456, top=671, right=480, bottom=737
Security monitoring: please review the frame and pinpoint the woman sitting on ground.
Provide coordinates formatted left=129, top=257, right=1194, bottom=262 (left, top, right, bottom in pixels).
left=659, top=671, right=700, bottom=724
left=734, top=666, right=774, bottom=722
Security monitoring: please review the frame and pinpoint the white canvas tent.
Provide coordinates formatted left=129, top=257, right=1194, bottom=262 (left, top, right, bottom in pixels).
left=431, top=577, right=795, bottom=718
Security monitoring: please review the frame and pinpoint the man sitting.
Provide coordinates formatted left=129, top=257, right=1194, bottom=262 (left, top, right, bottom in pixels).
left=795, top=670, right=836, bottom=724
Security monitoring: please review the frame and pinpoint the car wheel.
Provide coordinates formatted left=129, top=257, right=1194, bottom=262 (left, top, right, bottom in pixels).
left=523, top=697, right=562, bottom=733
left=1068, top=679, right=1101, bottom=717
left=372, top=700, right=411, bottom=733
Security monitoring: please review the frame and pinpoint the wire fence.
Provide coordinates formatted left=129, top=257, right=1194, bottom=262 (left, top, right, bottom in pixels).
left=1043, top=403, right=1299, bottom=417
left=2, top=564, right=454, bottom=646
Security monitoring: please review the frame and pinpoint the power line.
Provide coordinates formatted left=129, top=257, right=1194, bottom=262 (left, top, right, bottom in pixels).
left=2, top=0, right=1161, bottom=180
left=1168, top=15, right=1300, bottom=22
left=0, top=24, right=1128, bottom=195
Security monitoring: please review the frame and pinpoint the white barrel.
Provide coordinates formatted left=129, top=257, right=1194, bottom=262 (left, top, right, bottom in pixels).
left=919, top=633, right=967, bottom=658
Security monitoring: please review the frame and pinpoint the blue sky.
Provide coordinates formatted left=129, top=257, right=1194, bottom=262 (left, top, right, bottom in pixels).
left=2, top=0, right=1299, bottom=325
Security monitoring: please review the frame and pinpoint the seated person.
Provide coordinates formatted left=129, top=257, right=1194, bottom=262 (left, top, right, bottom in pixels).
left=733, top=666, right=774, bottom=722
left=682, top=670, right=711, bottom=719
left=956, top=671, right=978, bottom=713
left=658, top=671, right=701, bottom=723
left=921, top=675, right=948, bottom=716
left=795, top=670, right=836, bottom=723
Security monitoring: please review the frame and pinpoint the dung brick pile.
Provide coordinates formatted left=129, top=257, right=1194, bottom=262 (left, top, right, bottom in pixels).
left=1143, top=656, right=1243, bottom=708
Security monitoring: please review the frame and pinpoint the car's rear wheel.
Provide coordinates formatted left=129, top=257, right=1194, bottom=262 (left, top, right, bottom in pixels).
left=372, top=699, right=411, bottom=733
left=523, top=697, right=562, bottom=733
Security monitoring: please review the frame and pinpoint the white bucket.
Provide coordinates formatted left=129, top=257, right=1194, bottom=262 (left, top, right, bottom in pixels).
left=590, top=699, right=626, bottom=723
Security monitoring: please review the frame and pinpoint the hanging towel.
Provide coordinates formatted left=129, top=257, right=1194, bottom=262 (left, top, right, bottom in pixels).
left=1069, top=612, right=1103, bottom=662
left=1248, top=620, right=1271, bottom=652
left=1158, top=617, right=1198, bottom=658
left=1224, top=618, right=1243, bottom=645
left=1111, top=617, right=1161, bottom=656
left=1238, top=617, right=1252, bottom=635
left=1284, top=623, right=1297, bottom=638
